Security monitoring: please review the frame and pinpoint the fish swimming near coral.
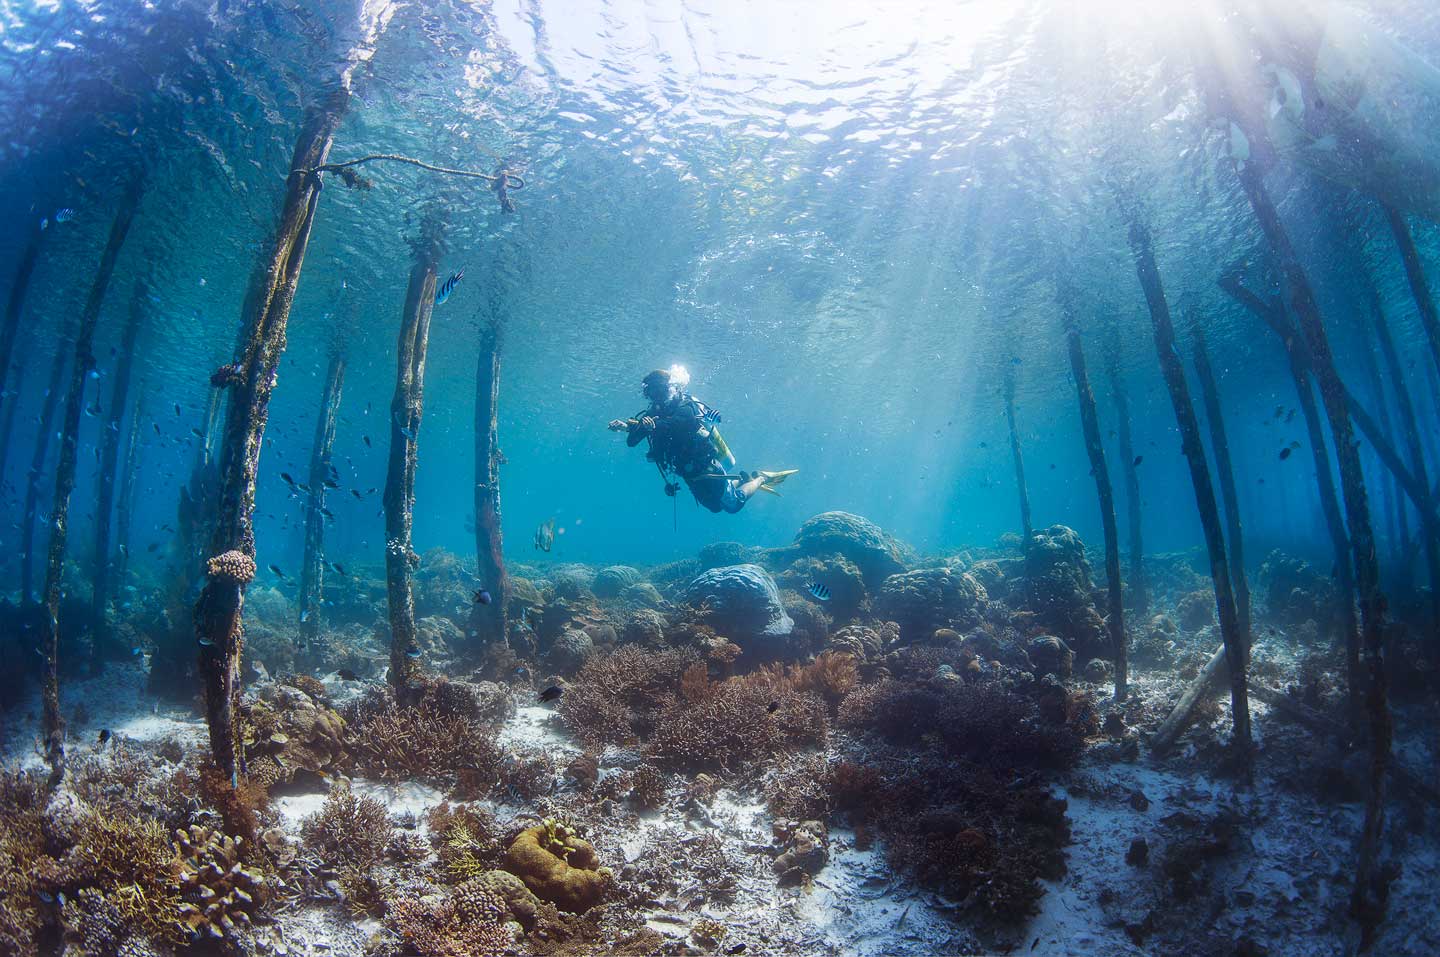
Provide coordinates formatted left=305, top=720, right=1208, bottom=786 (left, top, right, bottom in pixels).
left=405, top=642, right=422, bottom=659
left=474, top=588, right=492, bottom=605
left=337, top=668, right=359, bottom=681
left=538, top=685, right=564, bottom=702
left=435, top=268, right=464, bottom=305
left=534, top=518, right=556, bottom=552
left=97, top=729, right=111, bottom=746
left=54, top=207, right=75, bottom=223
left=268, top=564, right=286, bottom=579
left=808, top=582, right=831, bottom=602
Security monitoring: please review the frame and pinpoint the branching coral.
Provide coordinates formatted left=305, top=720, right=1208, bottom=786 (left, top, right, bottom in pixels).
left=556, top=645, right=702, bottom=747
left=0, top=771, right=54, bottom=956
left=350, top=700, right=502, bottom=785
left=427, top=804, right=505, bottom=885
left=646, top=678, right=828, bottom=773
left=299, top=782, right=393, bottom=870
left=789, top=651, right=858, bottom=707
left=386, top=882, right=513, bottom=957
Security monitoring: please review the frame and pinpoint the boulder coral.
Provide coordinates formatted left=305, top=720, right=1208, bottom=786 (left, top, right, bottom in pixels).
left=593, top=565, right=642, bottom=598
left=685, top=564, right=795, bottom=645
left=790, top=511, right=909, bottom=586
left=502, top=819, right=611, bottom=912
left=874, top=567, right=988, bottom=642
left=1019, top=525, right=1107, bottom=661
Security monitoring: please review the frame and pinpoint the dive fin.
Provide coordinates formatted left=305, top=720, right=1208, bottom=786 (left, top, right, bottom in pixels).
left=756, top=468, right=797, bottom=494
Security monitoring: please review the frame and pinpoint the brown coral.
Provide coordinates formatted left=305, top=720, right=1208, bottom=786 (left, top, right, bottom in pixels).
left=386, top=882, right=513, bottom=957
left=502, top=820, right=611, bottom=913
left=300, top=782, right=392, bottom=870
left=350, top=700, right=502, bottom=785
left=206, top=549, right=256, bottom=584
left=170, top=825, right=268, bottom=941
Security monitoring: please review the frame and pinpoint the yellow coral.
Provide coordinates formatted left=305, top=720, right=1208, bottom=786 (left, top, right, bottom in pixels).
left=503, top=822, right=610, bottom=913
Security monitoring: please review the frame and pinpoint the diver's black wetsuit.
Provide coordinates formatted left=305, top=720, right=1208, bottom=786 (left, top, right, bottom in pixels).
left=628, top=394, right=745, bottom=513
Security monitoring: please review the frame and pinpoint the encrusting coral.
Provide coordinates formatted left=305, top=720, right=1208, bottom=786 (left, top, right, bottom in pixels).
left=502, top=819, right=612, bottom=913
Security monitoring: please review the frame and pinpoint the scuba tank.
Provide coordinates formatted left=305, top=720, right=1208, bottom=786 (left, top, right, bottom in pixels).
left=707, top=423, right=736, bottom=469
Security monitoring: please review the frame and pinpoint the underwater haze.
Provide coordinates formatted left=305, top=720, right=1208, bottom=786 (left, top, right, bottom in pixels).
left=2, top=1, right=1440, bottom=955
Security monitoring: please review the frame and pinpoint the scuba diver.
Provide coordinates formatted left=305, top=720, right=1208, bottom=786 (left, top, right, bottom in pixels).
left=607, top=365, right=796, bottom=514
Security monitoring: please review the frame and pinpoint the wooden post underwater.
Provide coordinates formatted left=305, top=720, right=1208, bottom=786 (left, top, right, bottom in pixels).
left=21, top=338, right=68, bottom=603
left=41, top=175, right=143, bottom=782
left=1104, top=324, right=1147, bottom=618
left=1002, top=362, right=1033, bottom=546
left=1059, top=291, right=1127, bottom=700
left=1219, top=276, right=1361, bottom=729
left=385, top=219, right=443, bottom=697
left=91, top=276, right=148, bottom=666
left=472, top=317, right=508, bottom=648
left=114, top=388, right=144, bottom=590
left=1125, top=213, right=1251, bottom=765
left=1384, top=204, right=1440, bottom=391
left=194, top=87, right=350, bottom=782
left=0, top=221, right=42, bottom=488
left=299, top=350, right=346, bottom=641
left=1190, top=325, right=1253, bottom=654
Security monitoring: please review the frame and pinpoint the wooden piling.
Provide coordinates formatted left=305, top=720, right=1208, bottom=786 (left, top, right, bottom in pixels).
left=1104, top=325, right=1147, bottom=618
left=41, top=176, right=142, bottom=779
left=1125, top=214, right=1251, bottom=764
left=114, top=388, right=143, bottom=590
left=1060, top=294, right=1127, bottom=700
left=472, top=317, right=508, bottom=648
left=90, top=278, right=147, bottom=665
left=0, top=222, right=42, bottom=489
left=1191, top=325, right=1253, bottom=653
left=298, top=351, right=346, bottom=641
left=385, top=220, right=442, bottom=697
left=194, top=89, right=349, bottom=780
left=21, top=341, right=69, bottom=603
left=1384, top=204, right=1440, bottom=388
left=1002, top=362, right=1033, bottom=545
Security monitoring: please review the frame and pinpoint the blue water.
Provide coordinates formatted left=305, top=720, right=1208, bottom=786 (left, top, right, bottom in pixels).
left=0, top=0, right=1438, bottom=577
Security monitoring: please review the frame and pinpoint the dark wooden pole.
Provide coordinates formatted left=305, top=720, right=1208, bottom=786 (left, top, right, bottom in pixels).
left=21, top=341, right=69, bottom=603
left=1233, top=159, right=1390, bottom=946
left=385, top=221, right=442, bottom=696
left=114, top=389, right=143, bottom=590
left=1219, top=276, right=1361, bottom=729
left=1104, top=326, right=1147, bottom=618
left=1060, top=295, right=1127, bottom=699
left=298, top=350, right=346, bottom=641
left=1191, top=325, right=1253, bottom=654
left=194, top=89, right=349, bottom=782
left=41, top=177, right=143, bottom=780
left=1125, top=214, right=1251, bottom=764
left=0, top=222, right=43, bottom=490
left=1002, top=362, right=1033, bottom=545
left=90, top=278, right=147, bottom=666
left=1384, top=204, right=1440, bottom=387
left=0, top=358, right=25, bottom=499
left=472, top=317, right=508, bottom=647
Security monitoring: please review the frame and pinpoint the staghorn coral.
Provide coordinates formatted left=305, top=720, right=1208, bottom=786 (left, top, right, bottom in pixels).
left=646, top=677, right=828, bottom=773
left=300, top=782, right=393, bottom=870
left=789, top=651, right=858, bottom=707
left=0, top=772, right=55, bottom=956
left=556, top=645, right=701, bottom=747
left=350, top=699, right=503, bottom=785
left=206, top=549, right=256, bottom=584
left=386, top=881, right=514, bottom=957
left=626, top=764, right=667, bottom=810
left=503, top=820, right=611, bottom=913
left=170, top=825, right=268, bottom=941
left=427, top=804, right=505, bottom=884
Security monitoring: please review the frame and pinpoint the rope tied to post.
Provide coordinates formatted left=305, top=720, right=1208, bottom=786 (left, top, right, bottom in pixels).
left=301, top=153, right=526, bottom=211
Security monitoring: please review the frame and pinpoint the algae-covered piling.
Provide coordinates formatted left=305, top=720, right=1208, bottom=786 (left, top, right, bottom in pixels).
left=299, top=350, right=346, bottom=640
left=473, top=316, right=508, bottom=648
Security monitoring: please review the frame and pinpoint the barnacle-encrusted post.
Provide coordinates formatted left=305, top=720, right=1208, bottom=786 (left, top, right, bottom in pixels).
left=195, top=88, right=350, bottom=780
left=385, top=216, right=444, bottom=696
left=1059, top=291, right=1126, bottom=700
left=20, top=331, right=69, bottom=602
left=0, top=219, right=42, bottom=487
left=114, top=388, right=145, bottom=589
left=1103, top=323, right=1146, bottom=618
left=1002, top=361, right=1033, bottom=545
left=1190, top=324, right=1252, bottom=658
left=1125, top=213, right=1250, bottom=767
left=1233, top=158, right=1391, bottom=942
left=91, top=276, right=148, bottom=666
left=41, top=175, right=143, bottom=779
left=473, top=316, right=508, bottom=647
left=1219, top=276, right=1360, bottom=730
left=1384, top=204, right=1440, bottom=389
left=299, top=350, right=346, bottom=640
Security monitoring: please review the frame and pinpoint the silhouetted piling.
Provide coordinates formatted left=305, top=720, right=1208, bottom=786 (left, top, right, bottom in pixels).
left=1002, top=363, right=1033, bottom=545
left=1234, top=159, right=1390, bottom=945
left=1126, top=214, right=1250, bottom=765
left=299, top=351, right=345, bottom=641
left=21, top=340, right=69, bottom=603
left=1353, top=311, right=1409, bottom=572
left=114, top=389, right=143, bottom=590
left=194, top=89, right=349, bottom=781
left=1385, top=204, right=1440, bottom=387
left=385, top=220, right=442, bottom=697
left=1061, top=295, right=1126, bottom=699
left=41, top=177, right=142, bottom=779
left=472, top=317, right=507, bottom=648
left=91, top=277, right=147, bottom=666
left=1104, top=325, right=1146, bottom=618
left=0, top=222, right=42, bottom=489
left=1220, top=276, right=1360, bottom=729
left=0, top=359, right=25, bottom=497
left=1191, top=325, right=1252, bottom=654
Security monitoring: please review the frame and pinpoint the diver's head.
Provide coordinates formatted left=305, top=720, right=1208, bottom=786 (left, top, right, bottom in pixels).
left=641, top=364, right=691, bottom=406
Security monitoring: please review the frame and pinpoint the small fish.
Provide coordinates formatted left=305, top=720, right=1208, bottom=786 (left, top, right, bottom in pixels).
left=808, top=582, right=831, bottom=602
left=190, top=427, right=204, bottom=438
left=1132, top=455, right=1144, bottom=467
left=268, top=564, right=286, bottom=578
left=534, top=518, right=556, bottom=553
left=538, top=685, right=564, bottom=703
left=174, top=403, right=181, bottom=416
left=87, top=369, right=100, bottom=380
left=147, top=542, right=160, bottom=553
left=435, top=268, right=464, bottom=305
left=55, top=207, right=75, bottom=223
left=351, top=489, right=363, bottom=499
left=1279, top=447, right=1293, bottom=460
left=405, top=643, right=422, bottom=659
left=299, top=609, right=310, bottom=623
left=321, top=507, right=335, bottom=520
left=39, top=218, right=48, bottom=231
left=726, top=946, right=747, bottom=956
left=474, top=588, right=492, bottom=605
left=766, top=700, right=780, bottom=714
left=197, top=634, right=215, bottom=647
left=363, top=435, right=371, bottom=448
left=1284, top=408, right=1296, bottom=423
left=153, top=422, right=161, bottom=435
left=337, top=668, right=359, bottom=681
left=323, top=478, right=339, bottom=489
left=329, top=561, right=347, bottom=576
left=97, top=729, right=111, bottom=746
left=280, top=472, right=296, bottom=486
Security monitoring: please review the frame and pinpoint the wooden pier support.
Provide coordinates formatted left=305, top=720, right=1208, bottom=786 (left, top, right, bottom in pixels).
left=298, top=351, right=346, bottom=641
left=472, top=318, right=508, bottom=648
left=114, top=388, right=143, bottom=590
left=385, top=220, right=442, bottom=697
left=1002, top=362, right=1033, bottom=545
left=20, top=340, right=68, bottom=603
left=1384, top=204, right=1440, bottom=389
left=1126, top=214, right=1251, bottom=765
left=1104, top=326, right=1147, bottom=617
left=0, top=222, right=42, bottom=490
left=41, top=176, right=142, bottom=780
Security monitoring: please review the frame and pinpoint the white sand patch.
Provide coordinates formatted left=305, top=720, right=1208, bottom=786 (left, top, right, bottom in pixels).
left=498, top=703, right=577, bottom=757
left=273, top=777, right=447, bottom=830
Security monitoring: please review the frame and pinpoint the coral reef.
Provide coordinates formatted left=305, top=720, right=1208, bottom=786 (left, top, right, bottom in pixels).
left=593, top=565, right=642, bottom=598
left=874, top=566, right=987, bottom=642
left=171, top=825, right=268, bottom=941
left=1019, top=525, right=1107, bottom=661
left=503, top=820, right=612, bottom=913
left=242, top=681, right=349, bottom=791
left=789, top=511, right=909, bottom=586
left=348, top=684, right=504, bottom=786
left=300, top=782, right=393, bottom=870
left=385, top=881, right=515, bottom=956
left=685, top=563, right=795, bottom=646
